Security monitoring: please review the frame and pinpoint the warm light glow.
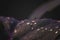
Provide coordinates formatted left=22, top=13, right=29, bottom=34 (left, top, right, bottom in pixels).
left=50, top=29, right=53, bottom=31
left=32, top=20, right=35, bottom=22
left=55, top=31, right=58, bottom=34
left=26, top=22, right=30, bottom=25
left=6, top=17, right=10, bottom=19
left=14, top=30, right=17, bottom=33
left=21, top=20, right=24, bottom=23
left=34, top=22, right=37, bottom=25
left=45, top=28, right=47, bottom=30
left=37, top=28, right=40, bottom=31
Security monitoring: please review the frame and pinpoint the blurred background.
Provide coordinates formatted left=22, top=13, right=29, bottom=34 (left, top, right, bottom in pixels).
left=0, top=0, right=60, bottom=20
left=0, top=0, right=60, bottom=40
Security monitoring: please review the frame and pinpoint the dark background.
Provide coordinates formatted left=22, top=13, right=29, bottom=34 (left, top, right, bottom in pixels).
left=0, top=0, right=60, bottom=40
left=0, top=0, right=60, bottom=20
left=41, top=5, right=60, bottom=20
